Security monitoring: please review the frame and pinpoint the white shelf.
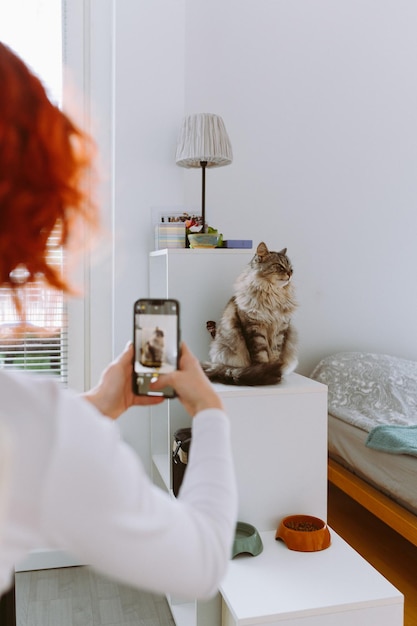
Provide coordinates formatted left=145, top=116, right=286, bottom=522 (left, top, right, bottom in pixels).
left=169, top=602, right=195, bottom=626
left=150, top=248, right=254, bottom=257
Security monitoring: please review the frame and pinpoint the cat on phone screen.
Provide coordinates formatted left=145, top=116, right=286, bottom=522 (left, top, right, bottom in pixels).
left=141, top=327, right=165, bottom=368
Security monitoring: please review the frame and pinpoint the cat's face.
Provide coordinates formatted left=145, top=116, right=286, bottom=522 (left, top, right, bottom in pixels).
left=252, top=242, right=293, bottom=286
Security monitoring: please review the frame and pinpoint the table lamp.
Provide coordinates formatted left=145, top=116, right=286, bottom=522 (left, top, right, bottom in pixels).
left=175, top=113, right=233, bottom=233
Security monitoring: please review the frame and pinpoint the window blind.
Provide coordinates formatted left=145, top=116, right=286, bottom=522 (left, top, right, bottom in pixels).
left=0, top=232, right=68, bottom=384
left=0, top=0, right=66, bottom=384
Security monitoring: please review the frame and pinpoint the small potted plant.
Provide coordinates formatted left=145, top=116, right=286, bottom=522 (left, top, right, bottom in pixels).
left=185, top=216, right=223, bottom=248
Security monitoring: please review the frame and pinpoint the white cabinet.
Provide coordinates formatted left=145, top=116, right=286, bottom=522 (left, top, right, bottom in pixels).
left=215, top=375, right=328, bottom=530
left=148, top=249, right=403, bottom=626
left=150, top=373, right=328, bottom=526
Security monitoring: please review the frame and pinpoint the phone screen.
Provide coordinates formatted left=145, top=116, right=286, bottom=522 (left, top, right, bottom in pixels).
left=133, top=298, right=180, bottom=397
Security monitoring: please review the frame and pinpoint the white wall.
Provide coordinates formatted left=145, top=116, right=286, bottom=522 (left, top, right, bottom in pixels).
left=111, top=1, right=185, bottom=466
left=182, top=0, right=417, bottom=375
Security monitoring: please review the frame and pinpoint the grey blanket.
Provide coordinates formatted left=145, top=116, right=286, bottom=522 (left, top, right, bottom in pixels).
left=310, top=352, right=417, bottom=432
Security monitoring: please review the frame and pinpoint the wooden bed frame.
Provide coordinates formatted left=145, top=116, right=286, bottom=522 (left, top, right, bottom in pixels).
left=328, top=457, right=417, bottom=548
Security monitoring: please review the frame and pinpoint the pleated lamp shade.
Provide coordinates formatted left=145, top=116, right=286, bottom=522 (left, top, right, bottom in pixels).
left=176, top=113, right=232, bottom=168
left=176, top=113, right=232, bottom=232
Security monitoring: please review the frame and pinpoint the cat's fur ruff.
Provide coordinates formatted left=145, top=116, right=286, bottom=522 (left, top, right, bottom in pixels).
left=203, top=242, right=298, bottom=385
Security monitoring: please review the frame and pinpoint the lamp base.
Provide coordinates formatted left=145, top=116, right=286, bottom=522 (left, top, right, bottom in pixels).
left=201, top=160, right=207, bottom=232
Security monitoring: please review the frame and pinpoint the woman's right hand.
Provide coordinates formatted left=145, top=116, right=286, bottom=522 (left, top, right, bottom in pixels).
left=150, top=343, right=224, bottom=417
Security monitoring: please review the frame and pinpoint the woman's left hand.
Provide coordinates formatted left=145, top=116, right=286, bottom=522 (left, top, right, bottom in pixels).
left=83, top=342, right=164, bottom=419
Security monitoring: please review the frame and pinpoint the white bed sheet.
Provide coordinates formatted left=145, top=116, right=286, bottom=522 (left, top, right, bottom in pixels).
left=328, top=413, right=417, bottom=516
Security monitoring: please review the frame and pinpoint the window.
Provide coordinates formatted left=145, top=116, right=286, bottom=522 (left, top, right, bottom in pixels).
left=0, top=234, right=67, bottom=382
left=0, top=1, right=67, bottom=383
left=0, top=0, right=62, bottom=105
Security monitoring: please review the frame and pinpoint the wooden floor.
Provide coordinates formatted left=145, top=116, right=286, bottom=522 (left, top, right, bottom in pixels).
left=15, top=566, right=175, bottom=626
left=328, top=482, right=417, bottom=626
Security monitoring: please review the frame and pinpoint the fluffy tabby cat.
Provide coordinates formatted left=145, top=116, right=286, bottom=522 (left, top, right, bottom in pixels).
left=203, top=242, right=298, bottom=385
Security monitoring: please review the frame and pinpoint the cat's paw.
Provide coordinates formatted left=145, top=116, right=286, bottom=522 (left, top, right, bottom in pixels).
left=281, top=357, right=298, bottom=376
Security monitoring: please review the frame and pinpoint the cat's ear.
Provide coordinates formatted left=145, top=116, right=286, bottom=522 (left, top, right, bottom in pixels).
left=279, top=248, right=287, bottom=255
left=256, top=242, right=269, bottom=258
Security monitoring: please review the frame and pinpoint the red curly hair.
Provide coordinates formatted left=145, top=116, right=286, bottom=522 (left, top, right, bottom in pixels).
left=0, top=42, right=98, bottom=301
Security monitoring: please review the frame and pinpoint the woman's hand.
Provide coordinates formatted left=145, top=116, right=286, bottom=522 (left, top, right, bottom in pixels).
left=150, top=342, right=224, bottom=417
left=83, top=342, right=164, bottom=419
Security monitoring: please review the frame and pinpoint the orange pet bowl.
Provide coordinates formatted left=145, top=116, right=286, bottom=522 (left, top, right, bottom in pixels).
left=276, top=515, right=331, bottom=552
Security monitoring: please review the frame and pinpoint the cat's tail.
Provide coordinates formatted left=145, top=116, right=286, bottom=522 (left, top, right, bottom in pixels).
left=201, top=361, right=282, bottom=386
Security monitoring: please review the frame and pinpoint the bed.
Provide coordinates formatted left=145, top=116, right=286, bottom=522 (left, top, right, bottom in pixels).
left=310, top=351, right=417, bottom=548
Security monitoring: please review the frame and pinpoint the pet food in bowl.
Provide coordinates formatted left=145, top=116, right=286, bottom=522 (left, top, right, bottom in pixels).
left=275, top=514, right=331, bottom=552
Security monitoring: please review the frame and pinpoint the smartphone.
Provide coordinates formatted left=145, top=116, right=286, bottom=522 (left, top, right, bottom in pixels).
left=132, top=298, right=180, bottom=397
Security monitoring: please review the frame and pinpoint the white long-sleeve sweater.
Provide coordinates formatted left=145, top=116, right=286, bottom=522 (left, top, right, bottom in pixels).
left=0, top=370, right=238, bottom=599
